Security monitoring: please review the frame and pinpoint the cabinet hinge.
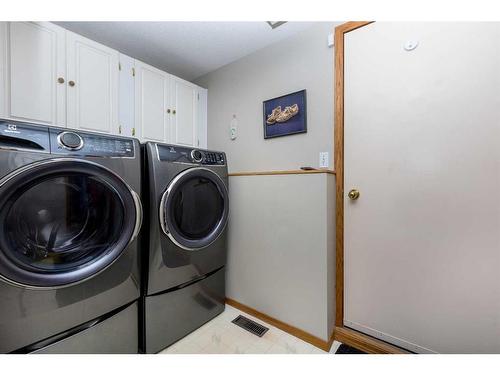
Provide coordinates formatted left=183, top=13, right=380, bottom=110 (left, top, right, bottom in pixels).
left=197, top=93, right=200, bottom=100
left=119, top=62, right=121, bottom=71
left=132, top=67, right=135, bottom=77
left=132, top=127, right=136, bottom=136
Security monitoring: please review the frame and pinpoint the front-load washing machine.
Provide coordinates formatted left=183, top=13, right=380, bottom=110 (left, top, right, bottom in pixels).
left=141, top=142, right=229, bottom=353
left=0, top=119, right=142, bottom=353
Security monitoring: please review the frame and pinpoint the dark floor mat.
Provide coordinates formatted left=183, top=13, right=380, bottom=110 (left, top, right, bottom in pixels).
left=335, top=344, right=367, bottom=354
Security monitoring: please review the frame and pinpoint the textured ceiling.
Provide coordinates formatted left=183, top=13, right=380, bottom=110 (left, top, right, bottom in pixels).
left=55, top=21, right=317, bottom=81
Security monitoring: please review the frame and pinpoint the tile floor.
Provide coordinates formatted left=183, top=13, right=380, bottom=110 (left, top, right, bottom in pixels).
left=160, top=305, right=342, bottom=354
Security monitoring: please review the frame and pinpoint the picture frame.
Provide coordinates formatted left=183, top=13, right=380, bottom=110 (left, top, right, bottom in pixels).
left=263, top=89, right=307, bottom=139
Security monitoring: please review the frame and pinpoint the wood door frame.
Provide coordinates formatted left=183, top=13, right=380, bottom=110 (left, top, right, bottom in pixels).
left=334, top=20, right=372, bottom=328
left=333, top=21, right=409, bottom=354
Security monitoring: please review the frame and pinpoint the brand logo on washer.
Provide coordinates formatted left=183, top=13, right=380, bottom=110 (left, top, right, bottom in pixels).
left=4, top=124, right=20, bottom=134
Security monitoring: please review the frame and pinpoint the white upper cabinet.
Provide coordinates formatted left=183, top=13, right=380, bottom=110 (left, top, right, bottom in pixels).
left=6, top=22, right=65, bottom=125
left=134, top=67, right=204, bottom=147
left=118, top=53, right=135, bottom=137
left=170, top=76, right=197, bottom=147
left=0, top=23, right=7, bottom=117
left=66, top=31, right=119, bottom=134
left=135, top=60, right=170, bottom=142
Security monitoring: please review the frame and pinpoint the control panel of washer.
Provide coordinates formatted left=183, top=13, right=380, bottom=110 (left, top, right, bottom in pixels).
left=157, top=144, right=225, bottom=165
left=50, top=130, right=135, bottom=157
left=0, top=120, right=50, bottom=152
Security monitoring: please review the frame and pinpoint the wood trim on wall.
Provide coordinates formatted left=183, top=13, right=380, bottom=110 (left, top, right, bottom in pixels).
left=228, top=169, right=335, bottom=177
left=334, top=327, right=409, bottom=354
left=333, top=21, right=407, bottom=355
left=226, top=298, right=335, bottom=352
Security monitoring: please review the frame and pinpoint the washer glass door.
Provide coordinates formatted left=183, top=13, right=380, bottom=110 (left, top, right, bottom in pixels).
left=0, top=159, right=141, bottom=288
left=161, top=168, right=228, bottom=250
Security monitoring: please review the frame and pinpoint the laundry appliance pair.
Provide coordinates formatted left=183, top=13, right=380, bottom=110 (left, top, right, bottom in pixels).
left=0, top=119, right=228, bottom=354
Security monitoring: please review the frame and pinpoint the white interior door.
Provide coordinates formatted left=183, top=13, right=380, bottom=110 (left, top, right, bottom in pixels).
left=171, top=77, right=197, bottom=146
left=344, top=22, right=500, bottom=353
left=7, top=22, right=65, bottom=125
left=134, top=60, right=169, bottom=142
left=66, top=31, right=118, bottom=133
left=119, top=53, right=135, bottom=137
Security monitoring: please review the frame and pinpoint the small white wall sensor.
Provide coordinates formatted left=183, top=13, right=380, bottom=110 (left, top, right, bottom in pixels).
left=328, top=33, right=334, bottom=48
left=230, top=115, right=237, bottom=140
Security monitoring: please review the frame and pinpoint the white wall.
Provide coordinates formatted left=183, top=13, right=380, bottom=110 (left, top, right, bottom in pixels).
left=196, top=23, right=340, bottom=172
left=196, top=22, right=339, bottom=342
left=227, top=174, right=335, bottom=341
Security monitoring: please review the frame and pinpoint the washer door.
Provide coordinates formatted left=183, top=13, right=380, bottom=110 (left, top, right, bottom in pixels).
left=160, top=168, right=229, bottom=250
left=0, top=158, right=142, bottom=288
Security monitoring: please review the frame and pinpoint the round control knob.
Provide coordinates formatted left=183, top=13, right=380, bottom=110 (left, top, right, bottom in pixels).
left=191, top=149, right=203, bottom=162
left=58, top=131, right=84, bottom=150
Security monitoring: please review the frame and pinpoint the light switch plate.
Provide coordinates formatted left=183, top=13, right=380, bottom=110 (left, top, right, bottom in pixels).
left=319, top=152, right=329, bottom=168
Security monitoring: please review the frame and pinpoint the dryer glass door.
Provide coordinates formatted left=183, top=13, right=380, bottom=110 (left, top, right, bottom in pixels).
left=160, top=168, right=228, bottom=250
left=0, top=158, right=141, bottom=288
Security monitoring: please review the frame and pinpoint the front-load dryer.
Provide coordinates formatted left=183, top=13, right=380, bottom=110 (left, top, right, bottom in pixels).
left=141, top=142, right=228, bottom=353
left=0, top=119, right=142, bottom=353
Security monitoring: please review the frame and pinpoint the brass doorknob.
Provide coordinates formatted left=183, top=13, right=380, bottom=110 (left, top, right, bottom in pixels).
left=57, top=77, right=65, bottom=84
left=68, top=80, right=75, bottom=87
left=348, top=189, right=360, bottom=200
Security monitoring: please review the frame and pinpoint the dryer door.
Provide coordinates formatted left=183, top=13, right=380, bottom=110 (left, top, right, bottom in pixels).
left=160, top=167, right=229, bottom=250
left=0, top=158, right=142, bottom=288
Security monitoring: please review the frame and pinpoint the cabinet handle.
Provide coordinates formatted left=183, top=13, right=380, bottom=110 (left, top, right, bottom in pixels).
left=132, top=127, right=136, bottom=136
left=57, top=77, right=65, bottom=84
left=167, top=109, right=171, bottom=114
left=68, top=80, right=75, bottom=87
left=172, top=109, right=176, bottom=115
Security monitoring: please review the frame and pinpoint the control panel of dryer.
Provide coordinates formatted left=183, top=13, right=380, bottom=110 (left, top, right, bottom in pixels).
left=157, top=144, right=225, bottom=165
left=50, top=130, right=135, bottom=157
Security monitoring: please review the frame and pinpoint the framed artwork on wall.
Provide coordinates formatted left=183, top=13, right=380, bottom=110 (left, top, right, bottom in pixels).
left=263, top=89, right=307, bottom=139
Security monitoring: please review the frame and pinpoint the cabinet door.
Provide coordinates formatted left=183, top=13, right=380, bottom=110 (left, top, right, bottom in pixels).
left=135, top=60, right=169, bottom=142
left=7, top=22, right=65, bottom=125
left=0, top=23, right=7, bottom=117
left=196, top=87, right=208, bottom=149
left=119, top=53, right=135, bottom=137
left=170, top=77, right=197, bottom=146
left=66, top=31, right=119, bottom=134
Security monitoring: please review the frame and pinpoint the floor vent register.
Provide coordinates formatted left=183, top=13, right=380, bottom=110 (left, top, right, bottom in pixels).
left=231, top=315, right=269, bottom=337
